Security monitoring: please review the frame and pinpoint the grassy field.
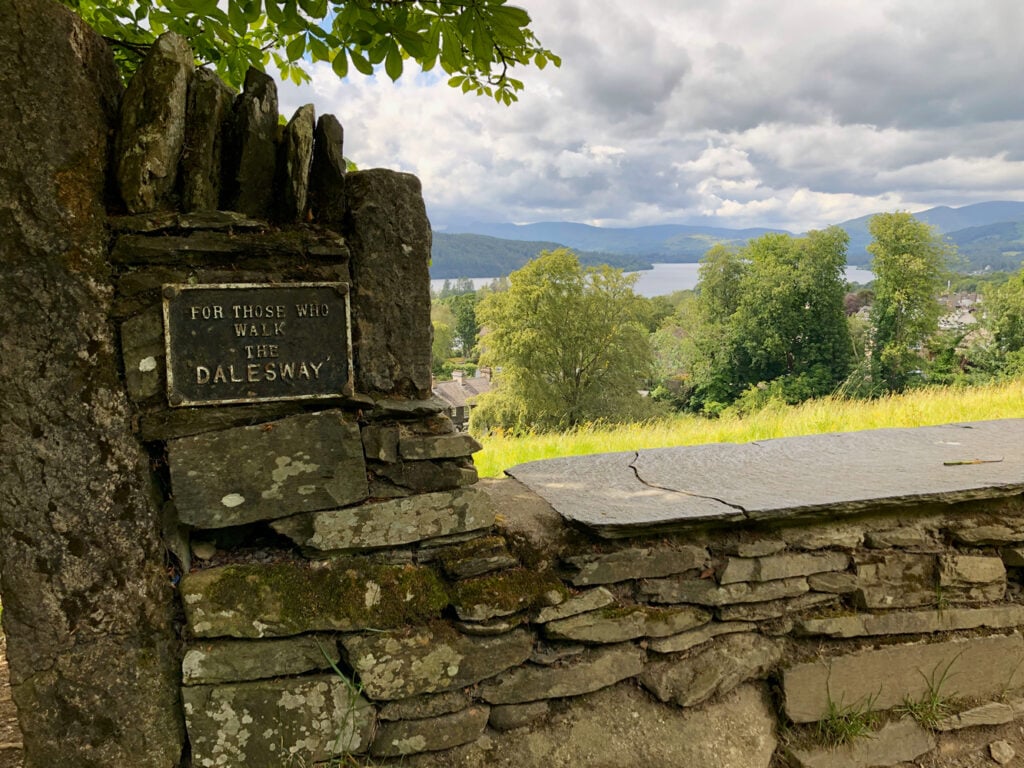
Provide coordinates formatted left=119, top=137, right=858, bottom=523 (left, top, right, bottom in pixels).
left=472, top=378, right=1024, bottom=478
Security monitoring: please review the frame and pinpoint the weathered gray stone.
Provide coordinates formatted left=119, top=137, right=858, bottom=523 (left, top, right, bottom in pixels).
left=545, top=605, right=711, bottom=644
left=278, top=103, right=316, bottom=220
left=935, top=700, right=1018, bottom=731
left=796, top=605, right=1024, bottom=638
left=455, top=617, right=528, bottom=636
left=640, top=633, right=783, bottom=708
left=400, top=432, right=483, bottom=460
left=111, top=227, right=349, bottom=265
left=717, top=592, right=838, bottom=622
left=566, top=545, right=709, bottom=586
left=991, top=740, right=1016, bottom=765
left=488, top=701, right=550, bottom=731
left=225, top=67, right=278, bottom=217
left=938, top=554, right=1006, bottom=602
left=378, top=691, right=472, bottom=721
left=853, top=553, right=937, bottom=609
left=782, top=524, right=866, bottom=550
left=371, top=705, right=489, bottom=757
left=640, top=575, right=809, bottom=605
left=363, top=423, right=400, bottom=462
left=786, top=718, right=935, bottom=768
left=480, top=644, right=645, bottom=705
left=373, top=458, right=479, bottom=493
left=115, top=31, right=194, bottom=212
left=450, top=569, right=566, bottom=622
left=719, top=552, right=849, bottom=584
left=180, top=560, right=447, bottom=638
left=121, top=309, right=164, bottom=401
left=731, top=539, right=787, bottom=557
left=864, top=526, right=935, bottom=549
left=168, top=410, right=368, bottom=528
left=1002, top=546, right=1024, bottom=566
left=782, top=634, right=1024, bottom=723
left=181, top=67, right=235, bottom=211
left=648, top=621, right=758, bottom=654
left=272, top=487, right=493, bottom=550
left=182, top=635, right=340, bottom=685
left=437, top=536, right=519, bottom=579
left=341, top=628, right=534, bottom=700
left=309, top=113, right=346, bottom=221
left=951, top=524, right=1024, bottom=546
left=345, top=169, right=433, bottom=396
left=182, top=674, right=373, bottom=768
left=807, top=571, right=859, bottom=593
left=508, top=422, right=1024, bottom=537
left=534, top=587, right=615, bottom=623
left=0, top=3, right=183, bottom=763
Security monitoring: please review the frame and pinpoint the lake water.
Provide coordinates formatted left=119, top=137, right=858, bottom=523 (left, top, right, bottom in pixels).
left=432, top=263, right=876, bottom=298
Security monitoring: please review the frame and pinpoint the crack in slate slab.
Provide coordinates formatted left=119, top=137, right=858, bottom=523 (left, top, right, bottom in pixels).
left=628, top=451, right=748, bottom=515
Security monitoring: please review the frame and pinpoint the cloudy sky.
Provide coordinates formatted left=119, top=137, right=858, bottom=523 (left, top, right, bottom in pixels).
left=276, top=0, right=1024, bottom=233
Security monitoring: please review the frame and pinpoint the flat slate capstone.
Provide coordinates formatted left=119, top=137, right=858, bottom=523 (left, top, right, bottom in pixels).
left=505, top=420, right=1024, bottom=538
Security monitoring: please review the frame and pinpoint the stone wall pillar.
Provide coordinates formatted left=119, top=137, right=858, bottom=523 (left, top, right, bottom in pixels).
left=0, top=2, right=184, bottom=766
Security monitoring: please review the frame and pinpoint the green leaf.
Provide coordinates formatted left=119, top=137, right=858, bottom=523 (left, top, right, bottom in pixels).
left=285, top=34, right=305, bottom=61
left=309, top=37, right=329, bottom=61
left=349, top=49, right=374, bottom=75
left=331, top=50, right=349, bottom=78
left=384, top=42, right=403, bottom=81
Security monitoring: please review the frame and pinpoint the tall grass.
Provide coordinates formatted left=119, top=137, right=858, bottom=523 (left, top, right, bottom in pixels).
left=473, top=379, right=1024, bottom=478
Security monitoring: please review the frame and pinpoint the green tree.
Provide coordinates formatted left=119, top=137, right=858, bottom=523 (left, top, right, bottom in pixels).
left=472, top=249, right=655, bottom=432
left=867, top=212, right=952, bottom=390
left=431, top=302, right=456, bottom=373
left=444, top=291, right=480, bottom=357
left=60, top=0, right=558, bottom=101
left=986, top=265, right=1024, bottom=374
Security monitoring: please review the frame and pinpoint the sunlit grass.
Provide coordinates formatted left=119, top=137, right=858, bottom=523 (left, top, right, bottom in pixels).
left=472, top=378, right=1024, bottom=478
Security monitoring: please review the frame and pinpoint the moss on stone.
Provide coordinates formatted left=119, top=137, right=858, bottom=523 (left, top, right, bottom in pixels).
left=450, top=568, right=567, bottom=616
left=184, top=558, right=449, bottom=637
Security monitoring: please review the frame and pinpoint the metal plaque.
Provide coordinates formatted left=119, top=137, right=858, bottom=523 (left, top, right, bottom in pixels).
left=162, top=282, right=353, bottom=407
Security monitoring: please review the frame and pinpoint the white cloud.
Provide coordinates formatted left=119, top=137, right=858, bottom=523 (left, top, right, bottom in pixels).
left=275, top=0, right=1024, bottom=232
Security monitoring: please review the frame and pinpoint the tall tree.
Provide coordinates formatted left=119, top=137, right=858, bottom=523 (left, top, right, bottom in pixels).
left=60, top=0, right=558, bottom=101
left=472, top=249, right=654, bottom=432
left=868, top=212, right=952, bottom=390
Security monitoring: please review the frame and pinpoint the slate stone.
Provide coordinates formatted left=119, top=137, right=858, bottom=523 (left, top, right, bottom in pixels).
left=938, top=554, right=1006, bottom=602
left=454, top=616, right=528, bottom=636
left=180, top=559, right=447, bottom=638
left=716, top=592, right=838, bottom=622
left=731, top=539, right=787, bottom=557
left=991, top=740, right=1016, bottom=766
left=378, top=691, right=472, bottom=721
left=278, top=103, right=316, bottom=220
left=111, top=227, right=348, bottom=265
left=437, top=536, right=519, bottom=579
left=400, top=432, right=482, bottom=460
left=566, top=545, right=709, bottom=586
left=783, top=524, right=866, bottom=550
left=640, top=575, right=809, bottom=605
left=345, top=169, right=433, bottom=396
left=115, top=31, right=194, bottom=212
left=853, top=553, right=937, bottom=609
left=951, top=524, right=1024, bottom=546
left=786, top=718, right=935, bottom=768
left=451, top=569, right=566, bottom=622
left=640, top=634, right=783, bottom=708
left=181, top=67, right=234, bottom=211
left=371, top=705, right=489, bottom=757
left=341, top=628, right=534, bottom=700
left=168, top=410, right=367, bottom=528
left=182, top=674, right=374, bottom=767
left=479, top=644, right=645, bottom=705
left=362, top=424, right=400, bottom=462
left=309, top=113, right=347, bottom=221
left=224, top=68, right=278, bottom=217
left=508, top=421, right=1024, bottom=536
left=796, top=605, right=1024, bottom=638
left=935, top=700, right=1019, bottom=731
left=489, top=701, right=550, bottom=731
left=719, top=552, right=850, bottom=584
left=373, top=458, right=479, bottom=493
left=121, top=309, right=164, bottom=401
left=544, top=605, right=710, bottom=644
left=864, top=526, right=935, bottom=549
left=534, top=587, right=616, bottom=623
left=782, top=634, right=1024, bottom=723
left=647, top=621, right=758, bottom=654
left=271, top=487, right=493, bottom=550
left=807, top=571, right=859, bottom=594
left=1003, top=546, right=1024, bottom=566
left=181, top=635, right=339, bottom=685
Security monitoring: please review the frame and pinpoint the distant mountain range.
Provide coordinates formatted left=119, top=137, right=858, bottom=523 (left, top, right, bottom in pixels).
left=430, top=201, right=1024, bottom=278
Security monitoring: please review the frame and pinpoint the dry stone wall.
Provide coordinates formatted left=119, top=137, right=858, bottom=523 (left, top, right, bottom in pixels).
left=7, top=14, right=1024, bottom=768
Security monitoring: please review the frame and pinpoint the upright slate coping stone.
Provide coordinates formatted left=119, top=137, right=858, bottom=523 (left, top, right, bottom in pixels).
left=506, top=420, right=1024, bottom=538
left=278, top=103, right=316, bottom=220
left=182, top=67, right=235, bottom=211
left=343, top=169, right=433, bottom=396
left=224, top=67, right=278, bottom=217
left=115, top=31, right=194, bottom=212
left=309, top=114, right=347, bottom=220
